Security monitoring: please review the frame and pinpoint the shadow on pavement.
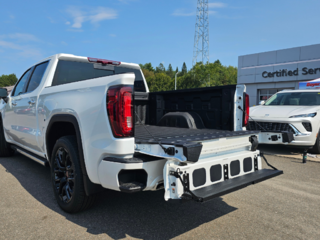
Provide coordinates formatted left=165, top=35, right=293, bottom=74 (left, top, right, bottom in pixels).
left=0, top=153, right=237, bottom=239
left=258, top=144, right=320, bottom=163
left=258, top=144, right=304, bottom=155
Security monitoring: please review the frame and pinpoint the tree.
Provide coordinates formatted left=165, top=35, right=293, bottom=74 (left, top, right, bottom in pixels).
left=181, top=62, right=187, bottom=75
left=140, top=60, right=237, bottom=92
left=166, top=64, right=174, bottom=78
left=145, top=72, right=172, bottom=92
left=155, top=72, right=173, bottom=91
left=140, top=63, right=154, bottom=72
left=0, top=74, right=18, bottom=87
left=143, top=69, right=156, bottom=91
left=155, top=63, right=166, bottom=73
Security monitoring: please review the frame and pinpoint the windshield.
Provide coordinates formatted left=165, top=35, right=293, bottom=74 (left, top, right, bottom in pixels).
left=265, top=92, right=320, bottom=106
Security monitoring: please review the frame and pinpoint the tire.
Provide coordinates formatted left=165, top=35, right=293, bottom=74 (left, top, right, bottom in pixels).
left=310, top=130, right=320, bottom=154
left=51, top=135, right=96, bottom=213
left=0, top=118, right=15, bottom=157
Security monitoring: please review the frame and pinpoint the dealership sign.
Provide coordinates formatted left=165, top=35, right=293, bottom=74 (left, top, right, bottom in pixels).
left=262, top=67, right=320, bottom=78
left=299, top=79, right=320, bottom=89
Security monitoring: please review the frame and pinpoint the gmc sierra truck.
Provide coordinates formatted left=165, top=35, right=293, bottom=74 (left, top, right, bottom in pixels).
left=0, top=54, right=283, bottom=213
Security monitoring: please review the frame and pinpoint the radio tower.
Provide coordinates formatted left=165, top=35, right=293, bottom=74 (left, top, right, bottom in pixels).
left=193, top=0, right=209, bottom=66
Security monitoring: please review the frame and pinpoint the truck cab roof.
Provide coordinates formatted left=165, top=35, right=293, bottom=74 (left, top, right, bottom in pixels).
left=33, top=53, right=141, bottom=70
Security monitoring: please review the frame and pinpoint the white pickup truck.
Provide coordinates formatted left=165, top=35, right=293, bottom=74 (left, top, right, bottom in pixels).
left=0, top=54, right=282, bottom=213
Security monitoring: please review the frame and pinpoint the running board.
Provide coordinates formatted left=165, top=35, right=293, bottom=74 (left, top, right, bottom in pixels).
left=191, top=169, right=283, bottom=202
left=11, top=146, right=48, bottom=166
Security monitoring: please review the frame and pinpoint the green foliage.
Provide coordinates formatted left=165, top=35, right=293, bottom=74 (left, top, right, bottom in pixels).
left=181, top=62, right=187, bottom=75
left=143, top=69, right=173, bottom=92
left=166, top=64, right=174, bottom=78
left=140, top=63, right=154, bottom=72
left=155, top=63, right=166, bottom=73
left=140, top=60, right=237, bottom=92
left=0, top=74, right=18, bottom=87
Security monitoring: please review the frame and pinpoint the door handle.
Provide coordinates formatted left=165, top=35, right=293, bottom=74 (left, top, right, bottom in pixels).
left=28, top=100, right=36, bottom=105
left=12, top=101, right=17, bottom=106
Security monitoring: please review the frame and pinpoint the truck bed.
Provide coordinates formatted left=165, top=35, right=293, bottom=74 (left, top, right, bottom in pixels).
left=135, top=125, right=260, bottom=145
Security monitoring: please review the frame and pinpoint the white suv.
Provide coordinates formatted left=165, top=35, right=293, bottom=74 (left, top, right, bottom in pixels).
left=248, top=89, right=320, bottom=153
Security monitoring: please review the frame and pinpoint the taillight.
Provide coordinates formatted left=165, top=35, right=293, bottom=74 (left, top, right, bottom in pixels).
left=107, top=85, right=134, bottom=138
left=88, top=57, right=121, bottom=65
left=243, top=93, right=250, bottom=126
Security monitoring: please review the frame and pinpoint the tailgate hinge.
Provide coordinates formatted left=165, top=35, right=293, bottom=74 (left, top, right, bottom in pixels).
left=169, top=169, right=203, bottom=202
left=223, top=164, right=229, bottom=180
left=254, top=156, right=259, bottom=171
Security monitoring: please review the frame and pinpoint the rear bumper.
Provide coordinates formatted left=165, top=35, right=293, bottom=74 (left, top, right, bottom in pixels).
left=97, top=157, right=167, bottom=191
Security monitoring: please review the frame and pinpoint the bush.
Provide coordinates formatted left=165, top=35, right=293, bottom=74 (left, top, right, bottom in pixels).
left=0, top=74, right=18, bottom=87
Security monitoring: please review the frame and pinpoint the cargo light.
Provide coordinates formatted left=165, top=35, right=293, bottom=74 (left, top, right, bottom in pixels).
left=107, top=85, right=134, bottom=138
left=88, top=57, right=121, bottom=65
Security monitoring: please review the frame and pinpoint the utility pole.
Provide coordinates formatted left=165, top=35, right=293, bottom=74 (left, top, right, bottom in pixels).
left=193, top=0, right=209, bottom=66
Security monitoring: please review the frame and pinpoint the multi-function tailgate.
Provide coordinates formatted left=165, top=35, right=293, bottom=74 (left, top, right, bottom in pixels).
left=163, top=150, right=282, bottom=202
left=134, top=125, right=282, bottom=201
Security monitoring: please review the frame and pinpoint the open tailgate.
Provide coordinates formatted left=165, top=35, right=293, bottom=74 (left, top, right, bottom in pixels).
left=163, top=150, right=283, bottom=202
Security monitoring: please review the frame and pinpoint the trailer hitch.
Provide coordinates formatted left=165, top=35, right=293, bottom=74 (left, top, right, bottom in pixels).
left=169, top=169, right=203, bottom=202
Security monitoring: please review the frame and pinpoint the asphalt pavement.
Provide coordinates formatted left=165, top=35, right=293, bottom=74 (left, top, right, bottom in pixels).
left=0, top=151, right=319, bottom=240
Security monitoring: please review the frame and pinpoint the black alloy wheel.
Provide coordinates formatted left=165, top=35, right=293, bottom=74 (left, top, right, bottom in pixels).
left=51, top=136, right=96, bottom=213
left=53, top=147, right=75, bottom=203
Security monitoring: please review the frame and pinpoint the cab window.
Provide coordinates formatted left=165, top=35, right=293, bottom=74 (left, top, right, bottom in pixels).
left=52, top=60, right=146, bottom=92
left=26, top=61, right=49, bottom=93
left=12, top=69, right=32, bottom=97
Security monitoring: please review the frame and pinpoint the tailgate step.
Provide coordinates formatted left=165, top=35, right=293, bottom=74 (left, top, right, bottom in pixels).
left=119, top=182, right=146, bottom=193
left=192, top=169, right=283, bottom=202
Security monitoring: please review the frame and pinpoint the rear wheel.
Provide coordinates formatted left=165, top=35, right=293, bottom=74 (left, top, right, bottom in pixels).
left=51, top=136, right=96, bottom=213
left=310, top=129, right=320, bottom=154
left=0, top=118, right=14, bottom=157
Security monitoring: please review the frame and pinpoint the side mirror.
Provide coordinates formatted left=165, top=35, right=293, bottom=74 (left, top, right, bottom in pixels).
left=259, top=100, right=265, bottom=105
left=0, top=88, right=8, bottom=103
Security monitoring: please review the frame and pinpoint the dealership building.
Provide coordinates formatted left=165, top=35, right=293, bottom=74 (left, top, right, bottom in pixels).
left=238, top=43, right=320, bottom=106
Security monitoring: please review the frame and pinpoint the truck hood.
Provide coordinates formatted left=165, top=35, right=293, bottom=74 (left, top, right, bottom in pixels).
left=250, top=105, right=320, bottom=119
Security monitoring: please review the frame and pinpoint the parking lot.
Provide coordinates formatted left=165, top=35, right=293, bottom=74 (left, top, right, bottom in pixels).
left=0, top=146, right=319, bottom=240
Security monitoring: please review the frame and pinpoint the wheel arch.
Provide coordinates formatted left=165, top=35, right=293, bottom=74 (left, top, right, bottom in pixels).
left=46, top=114, right=103, bottom=196
left=0, top=112, right=12, bottom=151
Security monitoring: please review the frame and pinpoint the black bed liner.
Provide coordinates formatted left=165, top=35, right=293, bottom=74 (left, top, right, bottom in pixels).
left=135, top=125, right=260, bottom=145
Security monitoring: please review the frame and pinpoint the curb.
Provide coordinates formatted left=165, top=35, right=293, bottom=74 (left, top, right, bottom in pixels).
left=264, top=152, right=320, bottom=163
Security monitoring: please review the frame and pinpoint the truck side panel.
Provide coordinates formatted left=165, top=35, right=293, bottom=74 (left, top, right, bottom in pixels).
left=39, top=73, right=135, bottom=184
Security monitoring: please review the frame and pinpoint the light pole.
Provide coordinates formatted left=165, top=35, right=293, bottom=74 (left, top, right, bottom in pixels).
left=175, top=71, right=179, bottom=90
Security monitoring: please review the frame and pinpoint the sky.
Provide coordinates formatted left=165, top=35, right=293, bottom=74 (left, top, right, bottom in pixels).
left=1, top=0, right=320, bottom=78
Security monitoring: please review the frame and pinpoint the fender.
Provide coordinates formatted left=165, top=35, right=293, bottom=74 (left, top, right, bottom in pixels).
left=46, top=114, right=103, bottom=196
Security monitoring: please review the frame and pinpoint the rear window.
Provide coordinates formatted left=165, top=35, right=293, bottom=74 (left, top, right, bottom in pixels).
left=52, top=60, right=146, bottom=92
